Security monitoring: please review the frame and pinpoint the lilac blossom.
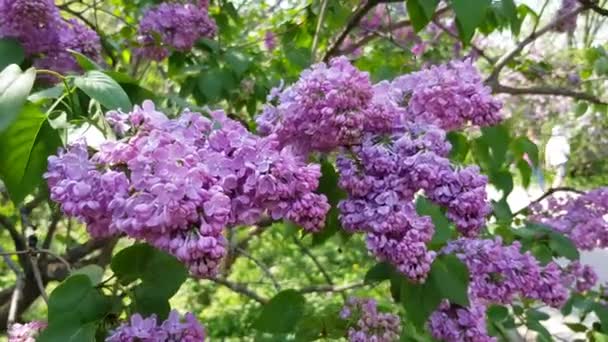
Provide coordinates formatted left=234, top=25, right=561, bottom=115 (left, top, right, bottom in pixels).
left=340, top=297, right=400, bottom=342
left=428, top=301, right=495, bottom=342
left=106, top=310, right=205, bottom=342
left=8, top=321, right=46, bottom=342
left=136, top=1, right=216, bottom=61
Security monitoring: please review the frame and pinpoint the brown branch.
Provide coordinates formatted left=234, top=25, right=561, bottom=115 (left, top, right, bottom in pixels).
left=297, top=281, right=366, bottom=294
left=322, top=0, right=404, bottom=62
left=513, top=187, right=584, bottom=217
left=208, top=277, right=268, bottom=304
left=494, top=83, right=606, bottom=104
left=579, top=0, right=608, bottom=16
left=487, top=6, right=588, bottom=86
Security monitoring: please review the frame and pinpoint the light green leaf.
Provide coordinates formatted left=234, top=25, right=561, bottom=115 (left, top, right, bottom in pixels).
left=253, top=290, right=306, bottom=334
left=0, top=103, right=61, bottom=204
left=68, top=49, right=101, bottom=71
left=74, top=70, right=132, bottom=111
left=407, top=0, right=438, bottom=32
left=72, top=265, right=105, bottom=286
left=0, top=64, right=36, bottom=131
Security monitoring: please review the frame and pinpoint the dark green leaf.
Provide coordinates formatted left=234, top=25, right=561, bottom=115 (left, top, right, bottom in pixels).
left=407, top=0, right=438, bottom=32
left=415, top=197, right=453, bottom=247
left=452, top=0, right=492, bottom=42
left=0, top=103, right=61, bottom=204
left=548, top=232, right=580, bottom=260
left=565, top=322, right=587, bottom=332
left=594, top=302, right=608, bottom=333
left=225, top=51, right=251, bottom=77
left=74, top=70, right=132, bottom=111
left=447, top=131, right=469, bottom=163
left=527, top=308, right=550, bottom=321
left=487, top=305, right=509, bottom=322
left=0, top=38, right=25, bottom=70
left=401, top=278, right=442, bottom=328
left=526, top=319, right=553, bottom=342
left=313, top=160, right=347, bottom=245
left=38, top=322, right=96, bottom=342
left=253, top=290, right=306, bottom=333
left=364, top=262, right=392, bottom=284
left=0, top=65, right=36, bottom=131
left=197, top=68, right=225, bottom=102
left=530, top=243, right=553, bottom=265
left=492, top=199, right=512, bottom=225
left=429, top=254, right=469, bottom=307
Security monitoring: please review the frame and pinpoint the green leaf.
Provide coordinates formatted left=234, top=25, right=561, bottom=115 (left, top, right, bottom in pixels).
left=401, top=278, right=442, bottom=328
left=490, top=169, right=513, bottom=199
left=401, top=254, right=470, bottom=328
left=197, top=68, right=225, bottom=102
left=452, top=0, right=492, bottom=42
left=47, top=274, right=110, bottom=324
left=0, top=103, right=61, bottom=204
left=526, top=319, right=553, bottom=342
left=74, top=70, right=132, bottom=111
left=225, top=51, right=251, bottom=77
left=313, top=160, right=347, bottom=245
left=28, top=85, right=64, bottom=103
left=415, top=197, right=453, bottom=247
left=72, top=265, right=104, bottom=286
left=594, top=302, right=608, bottom=333
left=253, top=290, right=306, bottom=334
left=548, top=232, right=579, bottom=260
left=68, top=49, right=101, bottom=71
left=594, top=332, right=608, bottom=342
left=565, top=322, right=587, bottom=332
left=111, top=244, right=187, bottom=318
left=285, top=47, right=311, bottom=69
left=364, top=262, right=392, bottom=284
left=38, top=322, right=96, bottom=342
left=0, top=64, right=36, bottom=131
left=526, top=308, right=550, bottom=321
left=407, top=0, right=439, bottom=32
left=492, top=199, right=512, bottom=224
left=487, top=305, right=509, bottom=323
left=447, top=131, right=469, bottom=163
left=0, top=38, right=25, bottom=70
left=530, top=243, right=553, bottom=265
left=430, top=254, right=470, bottom=307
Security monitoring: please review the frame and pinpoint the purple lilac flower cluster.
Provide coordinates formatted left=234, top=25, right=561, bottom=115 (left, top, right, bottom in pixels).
left=8, top=321, right=46, bottom=342
left=563, top=261, right=598, bottom=293
left=264, top=30, right=276, bottom=52
left=428, top=301, right=494, bottom=342
left=257, top=56, right=376, bottom=153
left=554, top=0, right=580, bottom=33
left=136, top=1, right=216, bottom=61
left=0, top=0, right=101, bottom=76
left=427, top=238, right=571, bottom=341
left=443, top=238, right=569, bottom=306
left=390, top=60, right=502, bottom=131
left=106, top=310, right=205, bottom=342
left=340, top=297, right=401, bottom=342
left=46, top=100, right=329, bottom=277
left=529, top=188, right=608, bottom=250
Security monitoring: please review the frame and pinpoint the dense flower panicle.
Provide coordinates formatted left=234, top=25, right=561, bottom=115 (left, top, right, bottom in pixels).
left=106, top=310, right=205, bottom=342
left=554, top=0, right=579, bottom=33
left=0, top=0, right=61, bottom=55
left=8, top=321, right=47, bottom=342
left=336, top=123, right=490, bottom=280
left=340, top=297, right=400, bottom=342
left=44, top=142, right=129, bottom=238
left=0, top=0, right=101, bottom=77
left=428, top=301, right=495, bottom=342
left=563, top=261, right=598, bottom=293
left=257, top=57, right=376, bottom=152
left=136, top=1, right=216, bottom=61
left=443, top=238, right=568, bottom=307
left=47, top=100, right=329, bottom=277
left=390, top=60, right=502, bottom=131
left=530, top=188, right=608, bottom=250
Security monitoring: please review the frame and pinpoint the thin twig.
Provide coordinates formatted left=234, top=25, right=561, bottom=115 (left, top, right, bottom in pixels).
left=209, top=277, right=268, bottom=304
left=494, top=83, right=606, bottom=104
left=0, top=245, right=23, bottom=327
left=29, top=256, right=48, bottom=303
left=297, top=281, right=366, bottom=294
left=579, top=0, right=608, bottom=16
left=432, top=19, right=494, bottom=64
left=513, top=187, right=584, bottom=216
left=311, top=0, right=329, bottom=62
left=487, top=6, right=588, bottom=86
left=235, top=247, right=281, bottom=291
